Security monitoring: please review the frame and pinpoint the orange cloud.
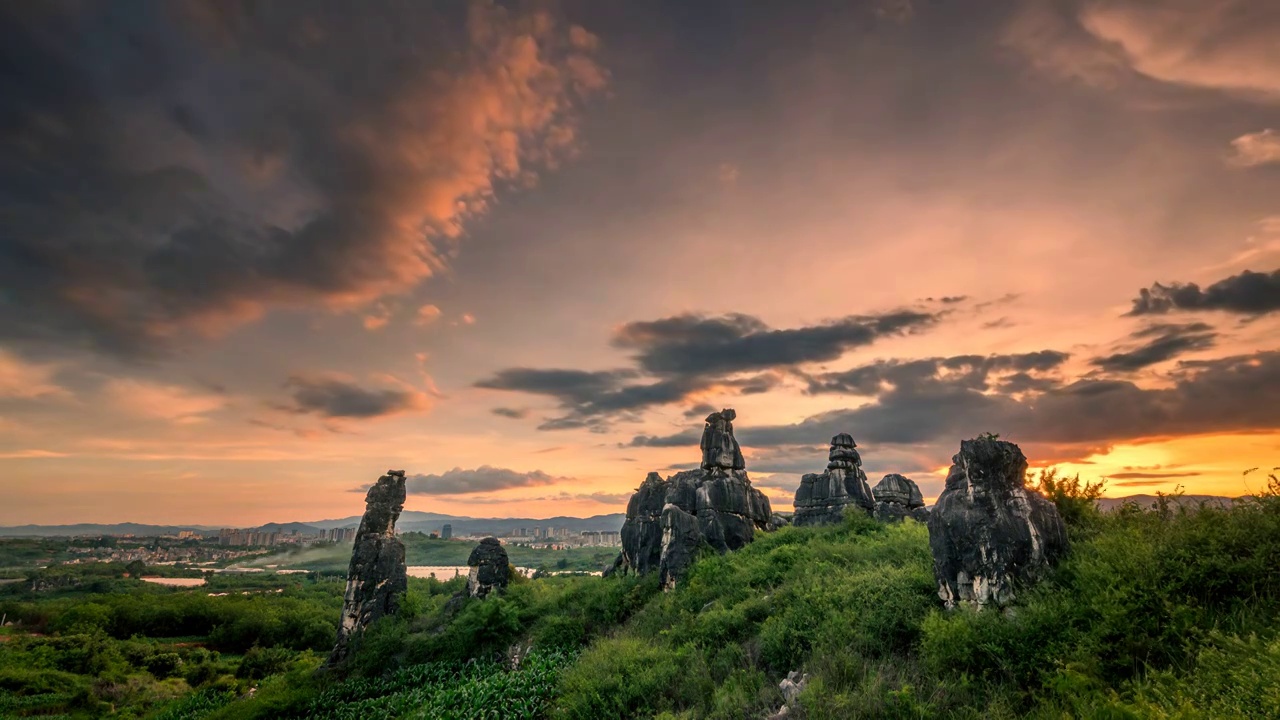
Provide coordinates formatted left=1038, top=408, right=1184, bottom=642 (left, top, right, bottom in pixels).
left=1079, top=0, right=1280, bottom=99
left=1228, top=129, right=1280, bottom=167
left=0, top=351, right=68, bottom=400
left=101, top=379, right=228, bottom=424
left=1006, top=0, right=1280, bottom=101
left=415, top=304, right=443, bottom=326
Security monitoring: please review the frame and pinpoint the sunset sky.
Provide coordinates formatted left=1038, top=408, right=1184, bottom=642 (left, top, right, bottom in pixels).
left=3, top=0, right=1280, bottom=526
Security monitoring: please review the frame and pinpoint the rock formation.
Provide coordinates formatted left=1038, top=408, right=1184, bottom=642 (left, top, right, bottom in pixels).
left=766, top=670, right=811, bottom=719
left=330, top=469, right=408, bottom=665
left=466, top=537, right=510, bottom=599
left=792, top=434, right=876, bottom=526
left=873, top=473, right=929, bottom=523
left=927, top=438, right=1069, bottom=609
left=616, top=409, right=773, bottom=587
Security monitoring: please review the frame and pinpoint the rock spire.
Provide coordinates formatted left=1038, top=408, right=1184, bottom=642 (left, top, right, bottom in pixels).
left=329, top=469, right=408, bottom=664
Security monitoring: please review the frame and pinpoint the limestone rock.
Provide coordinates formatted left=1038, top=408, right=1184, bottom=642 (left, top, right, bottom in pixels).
left=617, top=409, right=773, bottom=587
left=792, top=434, right=875, bottom=526
left=467, top=537, right=510, bottom=599
left=766, top=671, right=810, bottom=720
left=701, top=408, right=746, bottom=471
left=873, top=473, right=930, bottom=523
left=927, top=438, right=1069, bottom=609
left=329, top=469, right=408, bottom=664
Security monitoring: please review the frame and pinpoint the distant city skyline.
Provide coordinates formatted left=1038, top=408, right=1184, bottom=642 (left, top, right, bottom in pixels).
left=2, top=0, right=1279, bottom=525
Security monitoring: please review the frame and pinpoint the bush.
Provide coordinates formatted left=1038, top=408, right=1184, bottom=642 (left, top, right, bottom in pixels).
left=236, top=646, right=297, bottom=680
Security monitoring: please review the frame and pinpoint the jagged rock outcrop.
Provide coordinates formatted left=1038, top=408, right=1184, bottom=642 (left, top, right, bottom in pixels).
left=466, top=537, right=510, bottom=599
left=792, top=434, right=875, bottom=526
left=873, top=473, right=929, bottom=523
left=766, top=670, right=811, bottom=719
left=927, top=438, right=1069, bottom=609
left=616, top=409, right=773, bottom=587
left=329, top=469, right=408, bottom=665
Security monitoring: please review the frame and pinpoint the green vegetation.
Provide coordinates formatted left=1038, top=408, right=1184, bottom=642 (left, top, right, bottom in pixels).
left=3, top=479, right=1279, bottom=718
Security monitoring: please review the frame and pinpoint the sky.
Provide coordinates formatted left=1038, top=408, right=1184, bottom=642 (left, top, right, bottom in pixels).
left=2, top=0, right=1280, bottom=526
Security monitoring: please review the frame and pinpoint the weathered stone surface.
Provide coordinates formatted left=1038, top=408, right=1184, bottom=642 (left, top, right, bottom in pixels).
left=873, top=473, right=930, bottom=523
left=330, top=469, right=408, bottom=665
left=616, top=409, right=773, bottom=587
left=618, top=472, right=667, bottom=575
left=792, top=434, right=876, bottom=526
left=467, top=537, right=510, bottom=599
left=766, top=671, right=810, bottom=720
left=701, top=408, right=746, bottom=471
left=927, top=438, right=1069, bottom=609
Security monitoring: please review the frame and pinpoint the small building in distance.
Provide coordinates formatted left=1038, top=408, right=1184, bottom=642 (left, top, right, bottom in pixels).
left=442, top=524, right=452, bottom=540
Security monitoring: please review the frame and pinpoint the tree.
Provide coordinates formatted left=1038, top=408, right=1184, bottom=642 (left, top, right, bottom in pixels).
left=1032, top=468, right=1105, bottom=529
left=125, top=560, right=146, bottom=578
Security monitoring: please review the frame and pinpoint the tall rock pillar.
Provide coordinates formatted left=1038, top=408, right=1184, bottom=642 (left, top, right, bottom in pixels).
left=329, top=469, right=408, bottom=664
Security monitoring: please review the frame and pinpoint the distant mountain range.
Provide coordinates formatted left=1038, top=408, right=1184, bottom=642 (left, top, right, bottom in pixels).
left=0, top=511, right=628, bottom=538
left=0, top=495, right=1245, bottom=538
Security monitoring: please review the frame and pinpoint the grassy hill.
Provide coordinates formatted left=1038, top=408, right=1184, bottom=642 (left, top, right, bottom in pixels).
left=202, top=482, right=1280, bottom=719
left=4, top=482, right=1279, bottom=718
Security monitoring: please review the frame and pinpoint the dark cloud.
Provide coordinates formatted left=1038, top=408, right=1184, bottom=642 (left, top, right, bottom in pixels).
left=630, top=429, right=701, bottom=448
left=682, top=403, right=717, bottom=419
left=0, top=2, right=604, bottom=358
left=1127, top=269, right=1280, bottom=317
left=405, top=466, right=563, bottom=495
left=635, top=350, right=1280, bottom=454
left=491, top=407, right=529, bottom=419
left=1090, top=323, right=1217, bottom=372
left=806, top=351, right=1070, bottom=396
left=283, top=375, right=427, bottom=418
left=612, top=311, right=940, bottom=376
left=478, top=310, right=942, bottom=429
left=475, top=369, right=641, bottom=404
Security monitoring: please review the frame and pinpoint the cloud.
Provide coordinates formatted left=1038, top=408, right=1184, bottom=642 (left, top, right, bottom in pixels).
left=1109, top=471, right=1202, bottom=479
left=477, top=368, right=641, bottom=403
left=102, top=379, right=227, bottom=424
left=474, top=363, right=767, bottom=429
left=1228, top=129, right=1280, bottom=167
left=1077, top=0, right=1280, bottom=99
left=633, top=349, right=1280, bottom=454
left=414, top=304, right=443, bottom=327
left=805, top=351, right=1071, bottom=396
left=0, top=1, right=605, bottom=359
left=0, top=450, right=70, bottom=459
left=1090, top=323, right=1217, bottom=372
left=362, top=304, right=392, bottom=331
left=0, top=351, right=68, bottom=400
left=282, top=374, right=429, bottom=419
left=1127, top=269, right=1280, bottom=316
left=404, top=466, right=563, bottom=495
left=613, top=311, right=939, bottom=377
left=491, top=407, right=529, bottom=419
left=1006, top=0, right=1280, bottom=101
left=683, top=403, right=717, bottom=419
left=474, top=309, right=941, bottom=429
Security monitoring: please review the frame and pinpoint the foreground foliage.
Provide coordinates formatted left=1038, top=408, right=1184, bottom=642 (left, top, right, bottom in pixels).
left=3, top=479, right=1278, bottom=718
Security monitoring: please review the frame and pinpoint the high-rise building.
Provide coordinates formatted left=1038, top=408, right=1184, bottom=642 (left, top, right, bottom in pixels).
left=442, top=524, right=452, bottom=540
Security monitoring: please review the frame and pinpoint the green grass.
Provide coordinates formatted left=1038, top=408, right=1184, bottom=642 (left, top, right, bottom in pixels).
left=6, top=481, right=1280, bottom=719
